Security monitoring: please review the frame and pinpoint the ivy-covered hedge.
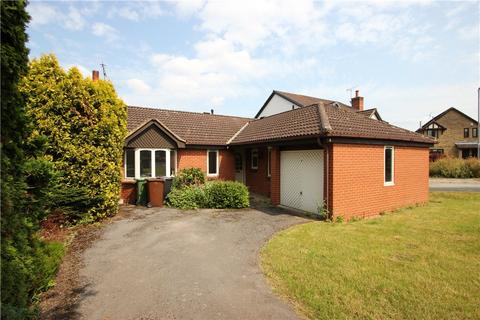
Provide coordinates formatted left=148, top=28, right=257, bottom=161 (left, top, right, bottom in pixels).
left=20, top=54, right=128, bottom=222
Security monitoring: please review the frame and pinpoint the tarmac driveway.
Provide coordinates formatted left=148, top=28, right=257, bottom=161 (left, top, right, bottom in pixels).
left=76, top=206, right=308, bottom=320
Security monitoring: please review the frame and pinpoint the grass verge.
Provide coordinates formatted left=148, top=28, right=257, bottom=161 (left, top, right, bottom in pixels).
left=261, top=192, right=480, bottom=320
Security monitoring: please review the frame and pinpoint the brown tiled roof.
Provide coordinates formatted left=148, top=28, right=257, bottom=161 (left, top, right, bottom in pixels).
left=274, top=90, right=350, bottom=108
left=231, top=103, right=434, bottom=145
left=357, top=108, right=382, bottom=120
left=128, top=106, right=251, bottom=146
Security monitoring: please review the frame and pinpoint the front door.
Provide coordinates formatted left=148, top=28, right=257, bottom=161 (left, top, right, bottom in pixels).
left=234, top=152, right=244, bottom=183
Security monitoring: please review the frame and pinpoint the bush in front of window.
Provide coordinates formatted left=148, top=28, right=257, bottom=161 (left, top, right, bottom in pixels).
left=166, top=186, right=207, bottom=210
left=172, top=167, right=205, bottom=189
left=429, top=157, right=480, bottom=178
left=204, top=181, right=250, bottom=209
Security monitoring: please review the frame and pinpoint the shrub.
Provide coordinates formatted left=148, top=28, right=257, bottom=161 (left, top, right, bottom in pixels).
left=172, top=167, right=205, bottom=189
left=429, top=157, right=480, bottom=178
left=205, top=180, right=250, bottom=209
left=166, top=185, right=207, bottom=210
left=465, top=157, right=480, bottom=177
left=20, top=54, right=127, bottom=222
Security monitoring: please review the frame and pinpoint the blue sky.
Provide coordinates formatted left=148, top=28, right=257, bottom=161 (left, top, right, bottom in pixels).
left=26, top=0, right=479, bottom=130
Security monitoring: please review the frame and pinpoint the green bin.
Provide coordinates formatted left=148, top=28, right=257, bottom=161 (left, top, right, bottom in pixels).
left=136, top=179, right=148, bottom=206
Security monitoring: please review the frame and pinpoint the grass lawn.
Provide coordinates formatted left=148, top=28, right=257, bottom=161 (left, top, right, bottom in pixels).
left=261, top=192, right=480, bottom=320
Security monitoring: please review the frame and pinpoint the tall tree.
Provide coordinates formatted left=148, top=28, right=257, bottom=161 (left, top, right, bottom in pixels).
left=1, top=0, right=34, bottom=317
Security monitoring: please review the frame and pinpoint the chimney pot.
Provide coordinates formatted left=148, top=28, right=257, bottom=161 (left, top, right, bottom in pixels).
left=211, top=109, right=214, bottom=114
left=92, top=70, right=100, bottom=82
left=351, top=90, right=364, bottom=111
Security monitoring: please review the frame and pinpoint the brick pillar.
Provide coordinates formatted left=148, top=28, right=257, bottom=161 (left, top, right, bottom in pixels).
left=270, top=147, right=281, bottom=205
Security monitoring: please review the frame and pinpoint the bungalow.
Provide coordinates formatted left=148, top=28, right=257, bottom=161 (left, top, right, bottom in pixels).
left=121, top=90, right=434, bottom=220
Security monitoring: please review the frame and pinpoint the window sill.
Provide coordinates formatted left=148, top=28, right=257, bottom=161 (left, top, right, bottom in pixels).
left=384, top=182, right=395, bottom=187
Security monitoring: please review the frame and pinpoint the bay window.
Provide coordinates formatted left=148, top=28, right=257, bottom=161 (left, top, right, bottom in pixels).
left=124, top=148, right=173, bottom=179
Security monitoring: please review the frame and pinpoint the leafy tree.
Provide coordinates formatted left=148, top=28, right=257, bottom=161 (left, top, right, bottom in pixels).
left=20, top=54, right=128, bottom=222
left=1, top=1, right=60, bottom=318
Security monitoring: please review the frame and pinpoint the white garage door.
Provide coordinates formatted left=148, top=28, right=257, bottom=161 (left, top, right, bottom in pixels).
left=280, top=149, right=324, bottom=213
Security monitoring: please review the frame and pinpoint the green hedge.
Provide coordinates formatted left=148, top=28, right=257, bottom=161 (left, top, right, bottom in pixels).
left=205, top=180, right=250, bottom=209
left=171, top=167, right=205, bottom=189
left=166, top=169, right=250, bottom=210
left=20, top=54, right=127, bottom=222
left=430, top=157, right=480, bottom=178
left=166, top=186, right=207, bottom=210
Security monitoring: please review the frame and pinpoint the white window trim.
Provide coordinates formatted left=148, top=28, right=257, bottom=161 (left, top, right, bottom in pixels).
left=170, top=150, right=177, bottom=176
left=251, top=149, right=259, bottom=170
left=267, top=147, right=272, bottom=177
left=125, top=148, right=171, bottom=180
left=384, top=146, right=395, bottom=186
left=207, top=150, right=219, bottom=176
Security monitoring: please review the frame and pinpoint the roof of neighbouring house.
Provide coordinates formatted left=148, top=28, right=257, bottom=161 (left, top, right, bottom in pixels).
left=255, top=90, right=351, bottom=118
left=127, top=106, right=251, bottom=146
left=419, top=107, right=478, bottom=130
left=230, top=102, right=434, bottom=145
left=357, top=108, right=383, bottom=121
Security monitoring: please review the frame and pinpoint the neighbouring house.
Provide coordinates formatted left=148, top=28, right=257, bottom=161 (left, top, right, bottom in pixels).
left=417, top=107, right=479, bottom=159
left=121, top=89, right=434, bottom=220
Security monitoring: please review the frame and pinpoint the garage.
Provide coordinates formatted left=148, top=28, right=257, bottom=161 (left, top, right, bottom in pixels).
left=280, top=149, right=324, bottom=213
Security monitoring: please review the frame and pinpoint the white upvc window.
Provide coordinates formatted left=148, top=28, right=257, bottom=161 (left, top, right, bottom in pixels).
left=124, top=148, right=172, bottom=179
left=207, top=150, right=219, bottom=176
left=251, top=149, right=259, bottom=170
left=384, top=146, right=394, bottom=186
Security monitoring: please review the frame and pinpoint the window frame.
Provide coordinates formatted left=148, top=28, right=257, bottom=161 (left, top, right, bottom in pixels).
left=473, top=127, right=478, bottom=138
left=124, top=149, right=136, bottom=179
left=207, top=149, right=219, bottom=177
left=464, top=128, right=470, bottom=138
left=251, top=149, right=259, bottom=170
left=384, top=146, right=395, bottom=186
left=170, top=150, right=177, bottom=176
left=125, top=148, right=172, bottom=179
left=267, top=147, right=272, bottom=177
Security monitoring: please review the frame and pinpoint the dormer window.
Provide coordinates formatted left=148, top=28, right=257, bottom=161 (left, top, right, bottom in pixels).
left=423, top=122, right=444, bottom=139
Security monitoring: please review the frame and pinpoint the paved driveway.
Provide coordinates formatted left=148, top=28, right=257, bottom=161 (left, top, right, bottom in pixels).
left=76, top=206, right=308, bottom=320
left=430, top=178, right=480, bottom=192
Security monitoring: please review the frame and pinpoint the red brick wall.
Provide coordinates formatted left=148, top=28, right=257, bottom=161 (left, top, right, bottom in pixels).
left=121, top=181, right=137, bottom=204
left=270, top=147, right=280, bottom=205
left=245, top=147, right=271, bottom=197
left=177, top=149, right=235, bottom=181
left=329, top=144, right=429, bottom=220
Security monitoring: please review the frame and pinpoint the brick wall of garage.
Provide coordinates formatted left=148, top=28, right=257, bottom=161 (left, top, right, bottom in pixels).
left=177, top=148, right=235, bottom=181
left=329, top=144, right=429, bottom=220
left=245, top=147, right=271, bottom=197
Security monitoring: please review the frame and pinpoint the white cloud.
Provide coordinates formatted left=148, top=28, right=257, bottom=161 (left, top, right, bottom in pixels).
left=173, top=0, right=206, bottom=17
left=127, top=79, right=151, bottom=94
left=64, top=6, right=86, bottom=30
left=28, top=3, right=58, bottom=27
left=92, top=22, right=119, bottom=42
left=65, top=63, right=90, bottom=77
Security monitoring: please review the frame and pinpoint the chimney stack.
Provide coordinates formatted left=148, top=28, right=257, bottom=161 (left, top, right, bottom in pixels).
left=211, top=109, right=214, bottom=114
left=351, top=90, right=364, bottom=111
left=92, top=70, right=100, bottom=82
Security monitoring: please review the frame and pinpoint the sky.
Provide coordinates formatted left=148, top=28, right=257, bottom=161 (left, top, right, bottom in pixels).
left=26, top=0, right=479, bottom=130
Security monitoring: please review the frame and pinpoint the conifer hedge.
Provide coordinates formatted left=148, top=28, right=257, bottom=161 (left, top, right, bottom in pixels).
left=20, top=54, right=128, bottom=221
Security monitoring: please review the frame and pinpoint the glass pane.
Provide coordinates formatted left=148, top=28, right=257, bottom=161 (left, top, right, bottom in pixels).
left=126, top=149, right=135, bottom=178
left=385, top=148, right=392, bottom=182
left=208, top=151, right=217, bottom=174
left=170, top=150, right=176, bottom=176
left=140, top=150, right=152, bottom=177
left=155, top=150, right=166, bottom=177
